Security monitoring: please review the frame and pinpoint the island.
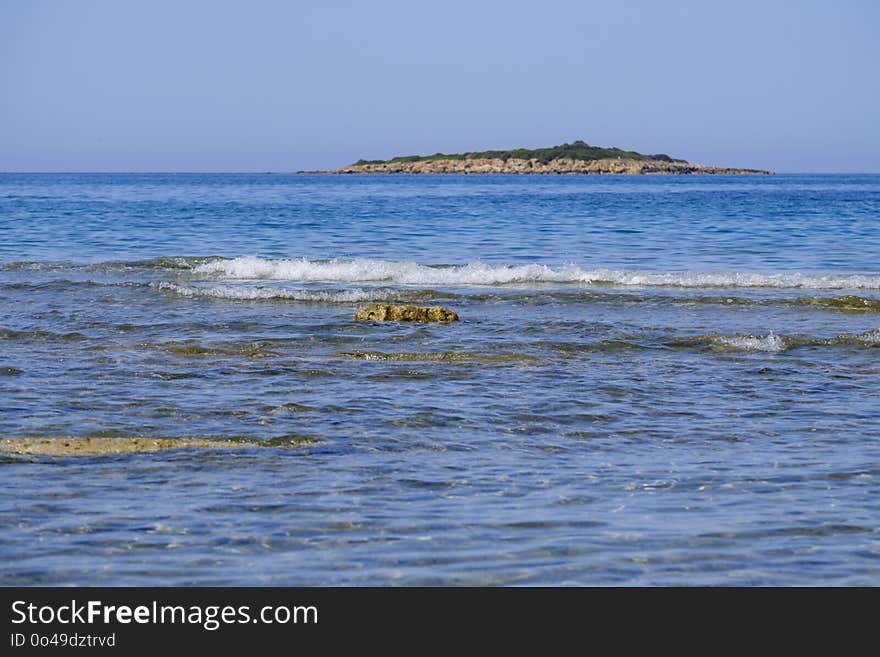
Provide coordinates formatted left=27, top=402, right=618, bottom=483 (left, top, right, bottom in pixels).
left=330, top=140, right=771, bottom=175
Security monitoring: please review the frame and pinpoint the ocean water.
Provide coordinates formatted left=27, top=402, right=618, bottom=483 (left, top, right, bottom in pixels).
left=1, top=172, right=878, bottom=586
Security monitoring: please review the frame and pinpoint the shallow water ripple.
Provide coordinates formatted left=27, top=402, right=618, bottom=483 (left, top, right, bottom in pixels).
left=1, top=173, right=879, bottom=585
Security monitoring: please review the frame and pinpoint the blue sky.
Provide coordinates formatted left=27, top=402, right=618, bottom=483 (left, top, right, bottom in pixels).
left=1, top=0, right=878, bottom=172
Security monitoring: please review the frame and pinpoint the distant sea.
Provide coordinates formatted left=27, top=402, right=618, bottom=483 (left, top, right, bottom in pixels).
left=1, top=172, right=878, bottom=585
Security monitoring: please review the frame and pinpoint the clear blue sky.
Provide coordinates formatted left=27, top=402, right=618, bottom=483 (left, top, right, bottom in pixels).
left=2, top=0, right=878, bottom=172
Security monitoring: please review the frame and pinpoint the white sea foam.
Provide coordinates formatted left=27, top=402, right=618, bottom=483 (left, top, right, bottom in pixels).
left=190, top=257, right=880, bottom=290
left=155, top=282, right=417, bottom=303
left=853, top=329, right=880, bottom=345
left=713, top=332, right=788, bottom=352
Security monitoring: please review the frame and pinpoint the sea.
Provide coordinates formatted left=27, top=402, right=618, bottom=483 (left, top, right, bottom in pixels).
left=1, top=172, right=878, bottom=585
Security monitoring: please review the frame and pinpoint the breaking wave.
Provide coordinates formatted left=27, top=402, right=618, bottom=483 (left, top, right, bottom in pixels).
left=4, top=256, right=879, bottom=290
left=191, top=256, right=880, bottom=290
left=711, top=332, right=788, bottom=352
left=154, top=282, right=449, bottom=303
left=666, top=329, right=880, bottom=353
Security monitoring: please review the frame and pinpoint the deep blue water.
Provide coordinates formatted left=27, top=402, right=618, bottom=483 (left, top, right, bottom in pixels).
left=1, top=172, right=878, bottom=585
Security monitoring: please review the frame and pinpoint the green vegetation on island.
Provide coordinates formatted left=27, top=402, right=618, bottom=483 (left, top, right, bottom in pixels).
left=353, top=140, right=685, bottom=166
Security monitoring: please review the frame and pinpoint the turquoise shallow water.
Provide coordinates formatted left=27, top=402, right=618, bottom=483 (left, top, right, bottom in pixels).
left=1, top=172, right=878, bottom=585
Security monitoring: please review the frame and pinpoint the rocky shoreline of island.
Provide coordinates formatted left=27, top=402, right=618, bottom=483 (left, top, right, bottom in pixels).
left=333, top=157, right=770, bottom=175
left=324, top=140, right=771, bottom=175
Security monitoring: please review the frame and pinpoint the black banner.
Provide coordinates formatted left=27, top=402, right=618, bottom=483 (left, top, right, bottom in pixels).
left=0, top=587, right=867, bottom=650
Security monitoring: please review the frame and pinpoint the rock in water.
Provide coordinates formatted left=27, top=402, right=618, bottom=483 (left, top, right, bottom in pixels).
left=353, top=304, right=459, bottom=323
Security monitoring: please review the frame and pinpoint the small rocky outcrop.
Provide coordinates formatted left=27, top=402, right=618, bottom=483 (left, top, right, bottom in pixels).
left=353, top=304, right=459, bottom=323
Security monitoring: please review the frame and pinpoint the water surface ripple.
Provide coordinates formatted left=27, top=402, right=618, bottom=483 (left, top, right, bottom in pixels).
left=1, top=173, right=878, bottom=585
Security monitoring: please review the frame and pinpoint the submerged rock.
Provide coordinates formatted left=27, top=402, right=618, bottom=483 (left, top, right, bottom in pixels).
left=353, top=304, right=459, bottom=323
left=805, top=295, right=880, bottom=313
left=0, top=436, right=288, bottom=457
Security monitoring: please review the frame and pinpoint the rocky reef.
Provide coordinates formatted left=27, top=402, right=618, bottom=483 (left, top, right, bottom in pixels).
left=335, top=157, right=770, bottom=175
left=0, top=436, right=313, bottom=457
left=354, top=304, right=459, bottom=323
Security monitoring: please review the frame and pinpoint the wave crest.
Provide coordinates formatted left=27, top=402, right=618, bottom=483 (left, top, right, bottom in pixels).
left=712, top=332, right=788, bottom=352
left=191, top=257, right=880, bottom=290
left=154, top=282, right=448, bottom=303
